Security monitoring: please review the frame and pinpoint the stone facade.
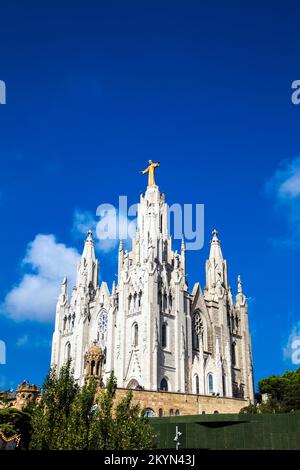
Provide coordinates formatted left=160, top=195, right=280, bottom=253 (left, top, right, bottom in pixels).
left=114, top=389, right=247, bottom=416
left=51, top=172, right=255, bottom=414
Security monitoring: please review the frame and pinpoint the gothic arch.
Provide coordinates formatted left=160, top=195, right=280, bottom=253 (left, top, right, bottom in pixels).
left=191, top=308, right=212, bottom=353
left=193, top=374, right=200, bottom=395
left=126, top=378, right=140, bottom=389
left=131, top=322, right=139, bottom=347
left=96, top=308, right=108, bottom=344
left=160, top=377, right=169, bottom=392
left=65, top=342, right=71, bottom=361
left=161, top=321, right=167, bottom=348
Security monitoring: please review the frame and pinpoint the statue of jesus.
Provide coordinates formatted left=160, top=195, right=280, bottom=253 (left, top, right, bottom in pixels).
left=140, top=160, right=160, bottom=187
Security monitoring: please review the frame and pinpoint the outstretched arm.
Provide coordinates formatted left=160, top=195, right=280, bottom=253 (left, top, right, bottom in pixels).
left=140, top=167, right=149, bottom=174
left=153, top=161, right=160, bottom=168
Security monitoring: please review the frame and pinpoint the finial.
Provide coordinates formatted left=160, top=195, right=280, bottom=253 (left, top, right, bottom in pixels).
left=210, top=228, right=220, bottom=245
left=86, top=229, right=93, bottom=241
left=238, top=274, right=243, bottom=294
left=181, top=235, right=185, bottom=250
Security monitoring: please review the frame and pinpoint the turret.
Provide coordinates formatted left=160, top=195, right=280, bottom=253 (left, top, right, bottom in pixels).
left=236, top=274, right=246, bottom=307
left=77, top=230, right=98, bottom=290
left=181, top=235, right=186, bottom=275
left=118, top=240, right=124, bottom=281
left=205, top=229, right=228, bottom=293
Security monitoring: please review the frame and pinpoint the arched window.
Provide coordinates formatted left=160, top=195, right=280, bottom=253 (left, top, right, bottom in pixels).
left=158, top=408, right=163, bottom=417
left=163, top=293, right=167, bottom=312
left=127, top=379, right=140, bottom=389
left=132, top=323, right=138, bottom=347
left=175, top=409, right=180, bottom=416
left=128, top=294, right=132, bottom=311
left=63, top=316, right=67, bottom=332
left=169, top=409, right=174, bottom=416
left=162, top=323, right=167, bottom=348
left=65, top=342, right=71, bottom=361
left=194, top=374, right=200, bottom=395
left=90, top=360, right=95, bottom=376
left=207, top=373, right=214, bottom=394
left=160, top=378, right=168, bottom=391
left=144, top=408, right=156, bottom=418
left=169, top=294, right=172, bottom=312
left=192, top=312, right=203, bottom=350
left=138, top=291, right=142, bottom=309
left=158, top=291, right=162, bottom=311
left=133, top=292, right=137, bottom=311
left=232, top=341, right=237, bottom=367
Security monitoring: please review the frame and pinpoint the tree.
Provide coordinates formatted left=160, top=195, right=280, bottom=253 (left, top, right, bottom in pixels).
left=0, top=407, right=32, bottom=449
left=255, top=367, right=300, bottom=413
left=30, top=359, right=79, bottom=449
left=29, top=362, right=156, bottom=450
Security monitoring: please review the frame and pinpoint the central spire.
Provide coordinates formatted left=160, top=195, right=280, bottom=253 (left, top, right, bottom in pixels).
left=140, top=160, right=160, bottom=187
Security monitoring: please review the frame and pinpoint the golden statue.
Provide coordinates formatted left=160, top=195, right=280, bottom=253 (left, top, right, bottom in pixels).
left=140, top=160, right=160, bottom=187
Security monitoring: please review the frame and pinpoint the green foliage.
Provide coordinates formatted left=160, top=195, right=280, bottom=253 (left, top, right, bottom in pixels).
left=257, top=367, right=300, bottom=413
left=0, top=407, right=32, bottom=448
left=29, top=362, right=156, bottom=450
left=239, top=404, right=259, bottom=414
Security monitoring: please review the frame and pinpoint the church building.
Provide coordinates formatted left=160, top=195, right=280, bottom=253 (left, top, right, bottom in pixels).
left=51, top=161, right=254, bottom=411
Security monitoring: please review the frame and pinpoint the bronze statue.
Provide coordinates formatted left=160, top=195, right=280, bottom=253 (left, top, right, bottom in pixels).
left=140, top=160, right=160, bottom=187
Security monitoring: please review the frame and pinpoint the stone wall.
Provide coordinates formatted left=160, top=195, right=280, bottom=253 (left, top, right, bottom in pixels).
left=115, top=388, right=248, bottom=416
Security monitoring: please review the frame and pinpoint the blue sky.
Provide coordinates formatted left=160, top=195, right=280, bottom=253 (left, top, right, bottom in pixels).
left=1, top=1, right=300, bottom=391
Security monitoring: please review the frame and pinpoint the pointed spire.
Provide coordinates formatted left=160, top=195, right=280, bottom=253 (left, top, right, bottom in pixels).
left=205, top=228, right=228, bottom=294
left=78, top=230, right=98, bottom=289
left=181, top=235, right=185, bottom=252
left=118, top=240, right=124, bottom=280
left=181, top=235, right=186, bottom=276
left=236, top=274, right=246, bottom=307
left=59, top=276, right=67, bottom=301
left=82, top=230, right=96, bottom=260
left=209, top=229, right=223, bottom=261
left=112, top=280, right=116, bottom=295
left=237, top=274, right=243, bottom=294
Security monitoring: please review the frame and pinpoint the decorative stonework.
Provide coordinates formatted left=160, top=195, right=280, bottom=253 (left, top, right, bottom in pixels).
left=51, top=166, right=255, bottom=410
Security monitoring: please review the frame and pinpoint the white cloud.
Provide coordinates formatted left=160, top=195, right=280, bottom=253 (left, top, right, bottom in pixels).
left=72, top=209, right=97, bottom=238
left=72, top=208, right=136, bottom=253
left=266, top=156, right=300, bottom=247
left=283, top=321, right=300, bottom=365
left=1, top=234, right=80, bottom=323
left=16, top=333, right=51, bottom=349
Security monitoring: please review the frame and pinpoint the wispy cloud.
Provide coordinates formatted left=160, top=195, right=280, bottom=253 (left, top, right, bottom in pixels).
left=16, top=333, right=51, bottom=349
left=266, top=156, right=300, bottom=247
left=1, top=234, right=80, bottom=322
left=72, top=208, right=136, bottom=253
left=283, top=321, right=300, bottom=365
